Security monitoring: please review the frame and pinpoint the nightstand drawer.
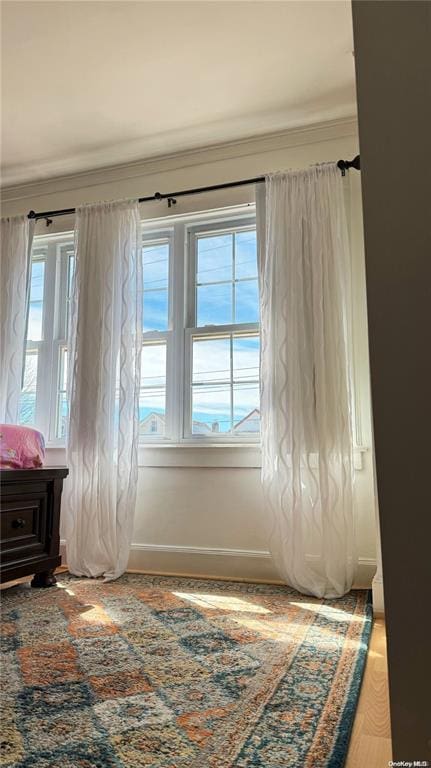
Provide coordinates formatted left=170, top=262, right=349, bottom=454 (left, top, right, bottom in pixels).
left=0, top=495, right=47, bottom=559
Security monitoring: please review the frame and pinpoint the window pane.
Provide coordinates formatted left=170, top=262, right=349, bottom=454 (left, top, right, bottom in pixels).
left=194, top=227, right=259, bottom=327
left=197, top=234, right=232, bottom=284
left=190, top=333, right=260, bottom=437
left=66, top=253, right=75, bottom=336
left=19, top=351, right=38, bottom=425
left=192, top=337, right=230, bottom=384
left=27, top=260, right=45, bottom=340
left=233, top=336, right=260, bottom=433
left=192, top=337, right=231, bottom=434
left=143, top=242, right=169, bottom=289
left=197, top=283, right=232, bottom=326
left=235, top=231, right=258, bottom=279
left=141, top=343, right=166, bottom=386
left=68, top=254, right=75, bottom=295
left=27, top=303, right=43, bottom=341
left=56, top=348, right=68, bottom=439
left=233, top=384, right=260, bottom=433
left=29, top=260, right=45, bottom=301
left=233, top=335, right=260, bottom=382
left=139, top=343, right=166, bottom=438
left=235, top=279, right=259, bottom=324
left=56, top=394, right=68, bottom=439
left=143, top=289, right=169, bottom=332
left=58, top=347, right=68, bottom=391
left=192, top=384, right=231, bottom=434
left=143, top=241, right=169, bottom=333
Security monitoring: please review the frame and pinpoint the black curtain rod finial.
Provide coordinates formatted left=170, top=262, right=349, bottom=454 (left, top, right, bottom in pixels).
left=351, top=154, right=361, bottom=171
left=337, top=154, right=361, bottom=176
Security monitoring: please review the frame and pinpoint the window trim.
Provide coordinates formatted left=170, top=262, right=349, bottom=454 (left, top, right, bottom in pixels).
left=48, top=242, right=75, bottom=445
left=20, top=232, right=76, bottom=446
left=140, top=227, right=174, bottom=443
left=140, top=210, right=260, bottom=446
left=182, top=215, right=259, bottom=444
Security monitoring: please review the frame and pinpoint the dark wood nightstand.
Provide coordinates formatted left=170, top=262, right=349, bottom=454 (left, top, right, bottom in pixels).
left=0, top=466, right=69, bottom=587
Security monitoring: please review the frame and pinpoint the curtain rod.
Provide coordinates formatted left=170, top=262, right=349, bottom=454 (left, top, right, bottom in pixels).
left=27, top=155, right=360, bottom=224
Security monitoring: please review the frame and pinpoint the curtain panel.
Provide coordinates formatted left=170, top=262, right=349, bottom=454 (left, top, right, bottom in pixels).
left=0, top=215, right=34, bottom=424
left=65, top=199, right=142, bottom=581
left=256, top=164, right=356, bottom=598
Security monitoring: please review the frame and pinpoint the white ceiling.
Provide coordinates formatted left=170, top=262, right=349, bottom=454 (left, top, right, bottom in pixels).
left=1, top=1, right=356, bottom=187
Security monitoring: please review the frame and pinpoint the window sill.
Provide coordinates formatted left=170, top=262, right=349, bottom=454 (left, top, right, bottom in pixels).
left=137, top=444, right=368, bottom=469
left=44, top=443, right=261, bottom=468
left=45, top=445, right=367, bottom=470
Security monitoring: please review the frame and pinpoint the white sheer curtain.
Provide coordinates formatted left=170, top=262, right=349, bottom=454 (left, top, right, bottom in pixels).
left=65, top=199, right=142, bottom=581
left=256, top=163, right=356, bottom=598
left=0, top=216, right=34, bottom=423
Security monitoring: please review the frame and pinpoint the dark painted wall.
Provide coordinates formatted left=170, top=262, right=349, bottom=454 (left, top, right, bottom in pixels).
left=352, top=0, right=431, bottom=760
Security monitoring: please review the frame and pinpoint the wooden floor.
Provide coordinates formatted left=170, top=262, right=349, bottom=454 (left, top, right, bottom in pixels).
left=345, top=618, right=392, bottom=767
left=1, top=572, right=392, bottom=765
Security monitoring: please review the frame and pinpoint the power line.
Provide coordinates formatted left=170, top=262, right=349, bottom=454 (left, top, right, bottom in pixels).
left=141, top=365, right=259, bottom=380
left=143, top=258, right=257, bottom=289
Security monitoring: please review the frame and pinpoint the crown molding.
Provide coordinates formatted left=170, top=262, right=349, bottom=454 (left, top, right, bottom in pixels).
left=1, top=116, right=358, bottom=203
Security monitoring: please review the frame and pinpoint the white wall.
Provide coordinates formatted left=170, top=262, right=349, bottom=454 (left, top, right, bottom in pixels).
left=2, top=117, right=378, bottom=586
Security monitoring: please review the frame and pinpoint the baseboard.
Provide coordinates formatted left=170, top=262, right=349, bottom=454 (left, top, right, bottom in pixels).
left=59, top=540, right=376, bottom=588
left=127, top=543, right=279, bottom=582
left=353, top=557, right=378, bottom=589
left=371, top=572, right=385, bottom=616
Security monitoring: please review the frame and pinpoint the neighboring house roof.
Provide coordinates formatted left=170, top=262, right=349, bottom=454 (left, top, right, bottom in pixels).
left=232, top=408, right=260, bottom=432
left=139, top=412, right=165, bottom=434
left=140, top=412, right=164, bottom=424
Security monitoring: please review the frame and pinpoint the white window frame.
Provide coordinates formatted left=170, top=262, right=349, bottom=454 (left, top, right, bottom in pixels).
left=23, top=242, right=50, bottom=434
left=21, top=232, right=74, bottom=446
left=140, top=227, right=175, bottom=443
left=182, top=217, right=259, bottom=444
left=49, top=241, right=75, bottom=445
left=140, top=209, right=260, bottom=446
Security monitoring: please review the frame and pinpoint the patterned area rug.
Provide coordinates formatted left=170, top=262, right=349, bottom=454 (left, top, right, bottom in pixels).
left=1, top=573, right=372, bottom=768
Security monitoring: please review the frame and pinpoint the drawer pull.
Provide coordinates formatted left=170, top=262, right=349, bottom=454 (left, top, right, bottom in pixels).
left=12, top=518, right=26, bottom=529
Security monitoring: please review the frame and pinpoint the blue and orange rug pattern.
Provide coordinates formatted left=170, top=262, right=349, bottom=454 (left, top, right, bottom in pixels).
left=0, top=573, right=372, bottom=767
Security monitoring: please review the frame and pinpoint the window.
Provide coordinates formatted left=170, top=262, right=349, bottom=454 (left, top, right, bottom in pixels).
left=139, top=232, right=172, bottom=441
left=19, top=234, right=75, bottom=443
left=19, top=251, right=46, bottom=427
left=185, top=221, right=260, bottom=439
left=19, top=209, right=260, bottom=446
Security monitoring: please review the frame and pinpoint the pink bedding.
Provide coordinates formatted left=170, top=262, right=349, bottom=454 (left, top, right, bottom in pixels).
left=0, top=424, right=45, bottom=469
